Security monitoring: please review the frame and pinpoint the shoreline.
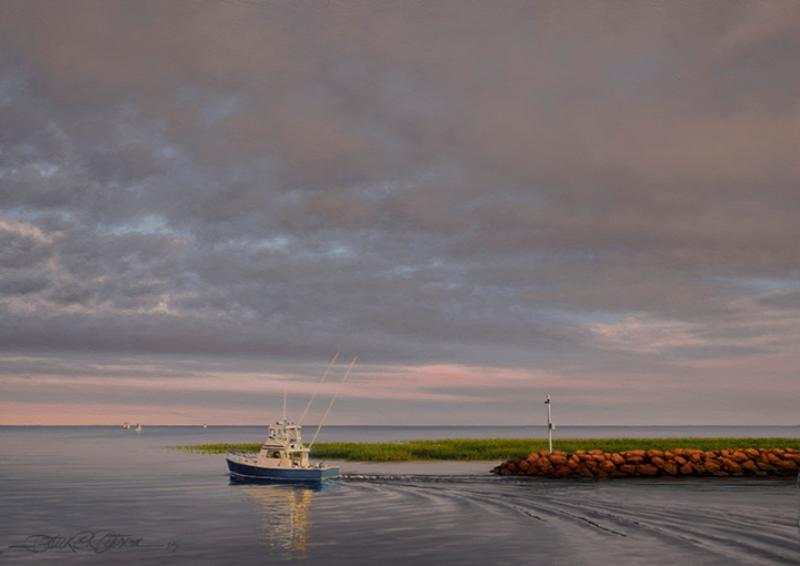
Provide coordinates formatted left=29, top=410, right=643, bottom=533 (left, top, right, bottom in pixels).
left=177, top=437, right=800, bottom=463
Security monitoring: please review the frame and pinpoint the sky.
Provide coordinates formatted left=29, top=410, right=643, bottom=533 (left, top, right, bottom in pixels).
left=0, top=1, right=799, bottom=425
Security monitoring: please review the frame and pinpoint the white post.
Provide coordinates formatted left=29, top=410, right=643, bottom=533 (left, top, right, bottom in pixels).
left=546, top=395, right=553, bottom=454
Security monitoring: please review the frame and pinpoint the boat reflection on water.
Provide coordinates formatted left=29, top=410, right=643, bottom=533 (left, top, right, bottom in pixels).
left=234, top=481, right=320, bottom=559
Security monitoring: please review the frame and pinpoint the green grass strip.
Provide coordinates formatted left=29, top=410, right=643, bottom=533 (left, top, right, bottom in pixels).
left=176, top=437, right=800, bottom=461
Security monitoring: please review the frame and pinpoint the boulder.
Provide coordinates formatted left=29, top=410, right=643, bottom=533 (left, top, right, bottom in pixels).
left=554, top=466, right=573, bottom=478
left=601, top=460, right=616, bottom=473
left=637, top=464, right=659, bottom=476
left=662, top=462, right=678, bottom=475
left=730, top=451, right=749, bottom=463
left=721, top=459, right=741, bottom=473
left=611, top=453, right=626, bottom=465
left=741, top=460, right=759, bottom=474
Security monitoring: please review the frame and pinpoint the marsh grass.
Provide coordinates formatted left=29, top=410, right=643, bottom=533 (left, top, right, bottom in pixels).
left=177, top=437, right=800, bottom=461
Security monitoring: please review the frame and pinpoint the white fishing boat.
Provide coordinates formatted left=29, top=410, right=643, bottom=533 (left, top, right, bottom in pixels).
left=226, top=419, right=339, bottom=483
left=226, top=355, right=355, bottom=484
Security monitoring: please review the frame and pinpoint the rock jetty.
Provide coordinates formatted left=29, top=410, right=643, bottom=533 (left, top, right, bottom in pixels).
left=492, top=448, right=800, bottom=478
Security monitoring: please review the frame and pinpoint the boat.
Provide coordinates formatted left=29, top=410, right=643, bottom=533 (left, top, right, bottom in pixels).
left=135, top=423, right=142, bottom=433
left=123, top=422, right=130, bottom=430
left=226, top=355, right=356, bottom=484
left=226, top=419, right=339, bottom=483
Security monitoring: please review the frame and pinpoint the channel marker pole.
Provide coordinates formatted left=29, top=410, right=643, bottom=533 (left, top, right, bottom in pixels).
left=545, top=394, right=554, bottom=454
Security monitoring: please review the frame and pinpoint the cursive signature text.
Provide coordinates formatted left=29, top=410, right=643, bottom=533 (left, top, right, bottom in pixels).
left=9, top=530, right=178, bottom=554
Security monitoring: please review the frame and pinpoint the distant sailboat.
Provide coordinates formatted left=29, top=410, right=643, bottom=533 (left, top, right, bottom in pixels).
left=135, top=423, right=142, bottom=433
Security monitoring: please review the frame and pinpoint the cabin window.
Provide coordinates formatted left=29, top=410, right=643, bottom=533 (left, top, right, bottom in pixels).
left=271, top=451, right=281, bottom=459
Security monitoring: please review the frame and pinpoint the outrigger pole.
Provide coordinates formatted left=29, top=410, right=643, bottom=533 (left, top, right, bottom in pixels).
left=299, top=352, right=340, bottom=425
left=309, top=356, right=358, bottom=448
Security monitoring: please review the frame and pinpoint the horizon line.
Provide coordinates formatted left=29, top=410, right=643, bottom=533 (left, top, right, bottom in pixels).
left=2, top=423, right=798, bottom=428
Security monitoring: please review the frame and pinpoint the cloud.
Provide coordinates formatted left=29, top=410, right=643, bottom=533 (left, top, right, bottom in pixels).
left=1, top=1, right=799, bottom=423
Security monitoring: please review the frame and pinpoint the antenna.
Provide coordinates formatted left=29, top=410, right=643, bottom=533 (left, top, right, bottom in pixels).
left=309, top=356, right=357, bottom=448
left=545, top=394, right=554, bottom=454
left=299, top=353, right=340, bottom=425
left=282, top=386, right=287, bottom=422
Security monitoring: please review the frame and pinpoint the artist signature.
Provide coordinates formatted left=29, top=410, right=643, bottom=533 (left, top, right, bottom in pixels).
left=7, top=530, right=178, bottom=554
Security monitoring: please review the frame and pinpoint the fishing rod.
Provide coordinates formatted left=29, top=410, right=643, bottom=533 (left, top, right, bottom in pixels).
left=309, top=356, right=357, bottom=448
left=298, top=352, right=340, bottom=425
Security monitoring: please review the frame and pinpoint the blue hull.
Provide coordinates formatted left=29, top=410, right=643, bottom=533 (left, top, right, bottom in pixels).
left=226, top=458, right=339, bottom=483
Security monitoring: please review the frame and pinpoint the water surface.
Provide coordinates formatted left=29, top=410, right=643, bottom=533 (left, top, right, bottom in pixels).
left=1, top=426, right=798, bottom=564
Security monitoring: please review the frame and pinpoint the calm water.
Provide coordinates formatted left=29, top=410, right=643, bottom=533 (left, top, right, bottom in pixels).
left=1, top=426, right=799, bottom=565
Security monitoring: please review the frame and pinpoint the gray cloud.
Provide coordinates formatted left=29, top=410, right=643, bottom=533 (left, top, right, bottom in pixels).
left=1, top=1, right=799, bottom=422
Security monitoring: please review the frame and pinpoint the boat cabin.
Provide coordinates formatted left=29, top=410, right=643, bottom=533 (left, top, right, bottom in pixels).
left=256, top=420, right=310, bottom=468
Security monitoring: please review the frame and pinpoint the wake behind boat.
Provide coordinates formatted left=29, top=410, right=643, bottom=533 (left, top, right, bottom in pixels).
left=226, top=419, right=339, bottom=483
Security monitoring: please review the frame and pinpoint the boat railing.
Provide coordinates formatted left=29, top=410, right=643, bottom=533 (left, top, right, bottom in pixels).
left=226, top=448, right=258, bottom=460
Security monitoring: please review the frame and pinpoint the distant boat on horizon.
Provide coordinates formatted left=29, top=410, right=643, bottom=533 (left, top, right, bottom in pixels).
left=135, top=423, right=142, bottom=433
left=123, top=422, right=130, bottom=430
